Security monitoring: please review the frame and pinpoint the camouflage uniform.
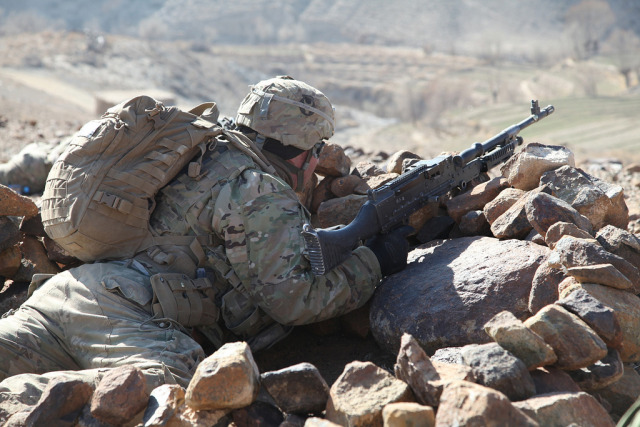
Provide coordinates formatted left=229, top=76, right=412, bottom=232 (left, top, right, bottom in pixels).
left=142, top=141, right=382, bottom=347
left=0, top=262, right=204, bottom=421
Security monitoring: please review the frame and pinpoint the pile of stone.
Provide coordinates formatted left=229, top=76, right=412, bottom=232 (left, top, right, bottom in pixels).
left=3, top=141, right=640, bottom=425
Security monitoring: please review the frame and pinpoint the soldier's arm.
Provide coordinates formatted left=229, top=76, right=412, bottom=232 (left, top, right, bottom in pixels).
left=213, top=170, right=382, bottom=326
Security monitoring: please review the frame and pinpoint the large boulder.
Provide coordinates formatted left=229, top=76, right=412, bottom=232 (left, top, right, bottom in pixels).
left=539, top=165, right=628, bottom=230
left=370, top=237, right=549, bottom=355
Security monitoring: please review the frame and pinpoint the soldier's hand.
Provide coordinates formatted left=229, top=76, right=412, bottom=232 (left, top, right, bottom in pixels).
left=365, top=225, right=413, bottom=277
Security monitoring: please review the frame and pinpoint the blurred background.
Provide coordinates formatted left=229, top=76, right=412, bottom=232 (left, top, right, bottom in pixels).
left=0, top=0, right=639, bottom=164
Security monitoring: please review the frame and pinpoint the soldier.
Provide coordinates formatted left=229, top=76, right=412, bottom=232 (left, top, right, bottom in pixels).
left=0, top=77, right=410, bottom=419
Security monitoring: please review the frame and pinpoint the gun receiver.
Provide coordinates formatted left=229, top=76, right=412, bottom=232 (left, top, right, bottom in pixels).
left=302, top=100, right=554, bottom=275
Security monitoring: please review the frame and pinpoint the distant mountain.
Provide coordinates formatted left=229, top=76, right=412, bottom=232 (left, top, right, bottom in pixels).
left=1, top=0, right=638, bottom=56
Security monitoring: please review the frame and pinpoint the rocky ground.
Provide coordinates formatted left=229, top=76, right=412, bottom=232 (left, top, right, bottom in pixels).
left=3, top=135, right=640, bottom=424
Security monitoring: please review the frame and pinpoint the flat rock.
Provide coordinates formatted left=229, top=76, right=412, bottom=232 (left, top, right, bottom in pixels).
left=556, top=287, right=622, bottom=349
left=460, top=342, right=535, bottom=401
left=567, top=263, right=633, bottom=290
left=513, top=391, right=614, bottom=427
left=530, top=367, right=581, bottom=395
left=371, top=237, right=548, bottom=355
left=596, top=225, right=640, bottom=272
left=595, top=364, right=640, bottom=419
left=545, top=221, right=594, bottom=249
left=540, top=165, right=628, bottom=231
left=525, top=191, right=593, bottom=238
left=435, top=381, right=538, bottom=427
left=393, top=333, right=443, bottom=407
left=484, top=310, right=557, bottom=370
left=0, top=184, right=38, bottom=218
left=566, top=347, right=624, bottom=392
left=314, top=194, right=367, bottom=228
left=571, top=283, right=640, bottom=362
left=382, top=402, right=435, bottom=427
left=325, top=361, right=415, bottom=427
left=550, top=236, right=640, bottom=294
left=500, top=142, right=575, bottom=191
left=523, top=304, right=608, bottom=370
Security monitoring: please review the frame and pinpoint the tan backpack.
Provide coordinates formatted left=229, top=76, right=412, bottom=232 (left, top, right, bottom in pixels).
left=41, top=95, right=226, bottom=262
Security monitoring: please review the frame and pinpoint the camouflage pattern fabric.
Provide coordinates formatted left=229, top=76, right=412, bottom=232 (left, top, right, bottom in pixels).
left=147, top=141, right=382, bottom=337
left=0, top=262, right=204, bottom=421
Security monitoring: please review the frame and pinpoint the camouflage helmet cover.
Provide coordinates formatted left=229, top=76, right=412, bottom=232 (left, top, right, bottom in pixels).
left=235, top=76, right=335, bottom=150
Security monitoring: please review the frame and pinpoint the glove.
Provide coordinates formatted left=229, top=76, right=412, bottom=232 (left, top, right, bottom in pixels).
left=365, top=225, right=414, bottom=277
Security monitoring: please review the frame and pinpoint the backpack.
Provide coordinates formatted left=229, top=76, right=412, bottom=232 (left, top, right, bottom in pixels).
left=41, top=95, right=226, bottom=262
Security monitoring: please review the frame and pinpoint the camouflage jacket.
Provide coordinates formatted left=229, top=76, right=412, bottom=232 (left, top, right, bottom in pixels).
left=141, top=139, right=381, bottom=339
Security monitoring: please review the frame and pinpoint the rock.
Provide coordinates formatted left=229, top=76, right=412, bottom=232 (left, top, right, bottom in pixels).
left=500, top=142, right=575, bottom=191
left=0, top=246, right=22, bottom=278
left=550, top=236, right=640, bottom=294
left=545, top=221, right=594, bottom=249
left=19, top=213, right=46, bottom=237
left=325, top=361, right=415, bottom=427
left=13, top=236, right=61, bottom=283
left=523, top=304, right=608, bottom=370
left=352, top=160, right=384, bottom=178
left=330, top=175, right=370, bottom=197
left=556, top=287, right=622, bottom=349
left=0, top=216, right=21, bottom=253
left=567, top=263, right=633, bottom=290
left=407, top=202, right=440, bottom=236
left=305, top=417, right=342, bottom=426
left=386, top=150, right=422, bottom=174
left=483, top=310, right=557, bottom=370
left=529, top=260, right=566, bottom=314
left=513, top=392, right=614, bottom=427
left=566, top=347, right=624, bottom=391
left=231, top=401, right=284, bottom=426
left=311, top=177, right=335, bottom=213
left=261, top=362, right=329, bottom=415
left=186, top=341, right=260, bottom=410
left=0, top=280, right=29, bottom=316
left=316, top=143, right=351, bottom=177
left=281, top=413, right=307, bottom=427
left=530, top=367, right=581, bottom=394
left=490, top=190, right=533, bottom=239
left=540, top=165, right=629, bottom=230
left=371, top=237, right=548, bottom=355
left=524, top=229, right=546, bottom=245
left=596, top=225, right=640, bottom=272
left=393, top=333, right=442, bottom=407
left=458, top=210, right=490, bottom=236
left=431, top=347, right=465, bottom=365
left=365, top=172, right=399, bottom=189
left=483, top=187, right=526, bottom=224
left=445, top=177, right=508, bottom=223
left=595, top=364, right=640, bottom=418
left=415, top=215, right=456, bottom=243
left=435, top=381, right=538, bottom=427
left=141, top=384, right=185, bottom=427
left=382, top=402, right=435, bottom=427
left=0, top=184, right=38, bottom=218
left=23, top=377, right=93, bottom=426
left=314, top=194, right=367, bottom=228
left=90, top=365, right=149, bottom=426
left=459, top=342, right=536, bottom=401
left=172, top=406, right=230, bottom=426
left=525, top=191, right=593, bottom=238
left=570, top=283, right=640, bottom=362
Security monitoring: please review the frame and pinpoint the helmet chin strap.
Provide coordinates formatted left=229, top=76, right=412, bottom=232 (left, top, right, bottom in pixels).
left=262, top=149, right=312, bottom=193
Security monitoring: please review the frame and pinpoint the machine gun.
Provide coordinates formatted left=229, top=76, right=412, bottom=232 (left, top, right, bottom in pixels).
left=302, top=100, right=555, bottom=275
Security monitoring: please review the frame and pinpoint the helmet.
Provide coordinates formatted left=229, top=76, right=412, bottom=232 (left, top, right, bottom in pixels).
left=235, top=76, right=335, bottom=150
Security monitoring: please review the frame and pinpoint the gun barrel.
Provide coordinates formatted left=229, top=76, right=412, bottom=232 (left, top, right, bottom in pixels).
left=453, top=102, right=554, bottom=167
